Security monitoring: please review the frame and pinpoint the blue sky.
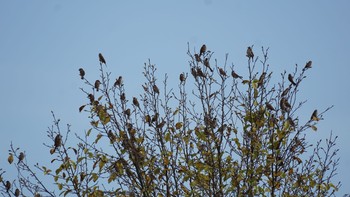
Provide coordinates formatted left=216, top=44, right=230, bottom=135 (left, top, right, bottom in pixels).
left=0, top=0, right=349, bottom=195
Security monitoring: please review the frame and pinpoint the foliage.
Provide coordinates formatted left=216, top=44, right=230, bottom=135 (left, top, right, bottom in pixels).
left=0, top=45, right=341, bottom=196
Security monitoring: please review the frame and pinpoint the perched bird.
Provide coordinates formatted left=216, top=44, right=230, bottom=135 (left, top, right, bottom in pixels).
left=231, top=70, right=243, bottom=79
left=79, top=68, right=85, bottom=79
left=94, top=80, right=101, bottom=91
left=18, top=152, right=25, bottom=164
left=266, top=102, right=275, bottom=111
left=88, top=94, right=95, bottom=103
left=257, top=72, right=266, bottom=87
left=133, top=97, right=140, bottom=108
left=179, top=73, right=185, bottom=83
left=156, top=119, right=166, bottom=129
left=98, top=53, right=106, bottom=65
left=191, top=67, right=198, bottom=78
left=303, top=61, right=312, bottom=70
left=196, top=67, right=206, bottom=78
left=114, top=76, right=123, bottom=87
left=203, top=58, right=213, bottom=72
left=54, top=134, right=62, bottom=151
left=120, top=93, right=126, bottom=101
left=15, top=188, right=20, bottom=197
left=287, top=117, right=295, bottom=128
left=281, top=86, right=291, bottom=97
left=246, top=46, right=254, bottom=60
left=280, top=98, right=291, bottom=112
left=219, top=68, right=227, bottom=77
left=153, top=85, right=160, bottom=94
left=199, top=44, right=206, bottom=56
left=310, top=110, right=319, bottom=121
left=124, top=109, right=131, bottom=118
left=5, top=181, right=11, bottom=192
left=288, top=74, right=296, bottom=85
left=194, top=54, right=201, bottom=62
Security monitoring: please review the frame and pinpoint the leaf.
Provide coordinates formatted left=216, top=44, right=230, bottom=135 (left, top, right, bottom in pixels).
left=79, top=105, right=86, bottom=112
left=165, top=132, right=171, bottom=142
left=95, top=133, right=102, bottom=144
left=311, top=125, right=317, bottom=131
left=86, top=128, right=92, bottom=136
left=8, top=154, right=13, bottom=164
left=57, top=183, right=63, bottom=190
left=175, top=122, right=183, bottom=130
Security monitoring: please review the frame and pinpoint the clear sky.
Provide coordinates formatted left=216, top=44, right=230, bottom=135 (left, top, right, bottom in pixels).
left=0, top=0, right=349, bottom=195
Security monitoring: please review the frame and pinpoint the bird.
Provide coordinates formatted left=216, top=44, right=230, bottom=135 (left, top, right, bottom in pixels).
left=203, top=58, right=213, bottom=72
left=310, top=110, right=319, bottom=121
left=133, top=97, right=140, bottom=108
left=191, top=67, right=198, bottom=78
left=303, top=61, right=312, bottom=71
left=196, top=67, right=206, bottom=78
left=179, top=73, right=185, bottom=83
left=219, top=68, right=227, bottom=77
left=114, top=76, right=122, bottom=87
left=257, top=72, right=266, bottom=87
left=288, top=74, right=296, bottom=85
left=120, top=93, right=126, bottom=101
left=266, top=102, right=275, bottom=111
left=15, top=188, right=20, bottom=197
left=5, top=181, right=11, bottom=192
left=18, top=152, right=24, bottom=164
left=280, top=98, right=291, bottom=112
left=199, top=44, right=206, bottom=56
left=54, top=134, right=62, bottom=151
left=79, top=68, right=85, bottom=79
left=246, top=46, right=254, bottom=60
left=231, top=70, right=243, bottom=79
left=94, top=80, right=101, bottom=91
left=124, top=109, right=131, bottom=118
left=194, top=54, right=201, bottom=62
left=98, top=53, right=106, bottom=65
left=153, top=85, right=160, bottom=94
left=88, top=94, right=95, bottom=104
left=281, top=86, right=291, bottom=97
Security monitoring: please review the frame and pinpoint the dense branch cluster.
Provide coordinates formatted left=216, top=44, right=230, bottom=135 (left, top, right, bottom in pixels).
left=0, top=45, right=340, bottom=197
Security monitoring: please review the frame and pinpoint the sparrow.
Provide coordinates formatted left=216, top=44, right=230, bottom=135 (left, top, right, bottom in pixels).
left=133, top=97, right=140, bottom=108
left=94, top=80, right=101, bottom=91
left=303, top=61, right=312, bottom=70
left=219, top=68, right=227, bottom=77
left=98, top=53, right=106, bottom=65
left=281, top=86, right=291, bottom=97
left=280, top=98, right=291, bottom=112
left=120, top=93, right=125, bottom=101
left=288, top=74, right=296, bottom=85
left=18, top=152, right=25, bottom=164
left=79, top=68, right=85, bottom=79
left=179, top=73, right=185, bottom=83
left=153, top=85, right=160, bottom=94
left=310, top=110, right=319, bottom=121
left=196, top=67, right=206, bottom=78
left=54, top=134, right=62, bottom=151
left=203, top=58, right=213, bottom=72
left=231, top=70, right=242, bottom=79
left=114, top=76, right=122, bottom=87
left=124, top=108, right=131, bottom=118
left=191, top=67, right=198, bottom=78
left=88, top=94, right=95, bottom=103
left=199, top=44, right=206, bottom=56
left=194, top=54, right=201, bottom=62
left=246, top=46, right=254, bottom=60
left=266, top=102, right=275, bottom=111
left=257, top=72, right=266, bottom=87
left=15, top=188, right=20, bottom=197
left=5, top=181, right=11, bottom=192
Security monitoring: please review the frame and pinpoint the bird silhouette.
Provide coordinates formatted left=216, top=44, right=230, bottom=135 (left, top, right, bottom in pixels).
left=18, top=152, right=25, bottom=164
left=219, top=68, right=227, bottom=77
left=98, top=53, right=106, bottom=65
left=203, top=58, right=213, bottom=72
left=54, top=134, right=62, bottom=151
left=114, top=76, right=122, bottom=87
left=79, top=68, right=85, bottom=79
left=288, top=74, right=296, bottom=85
left=179, top=73, right=185, bottom=83
left=199, top=44, right=206, bottom=56
left=231, top=70, right=243, bottom=79
left=246, top=47, right=254, bottom=60
left=94, top=80, right=101, bottom=91
left=303, top=61, right=312, bottom=71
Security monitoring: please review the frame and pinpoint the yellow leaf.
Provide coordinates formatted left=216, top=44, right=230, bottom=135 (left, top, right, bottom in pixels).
left=311, top=125, right=317, bottom=131
left=57, top=183, right=63, bottom=190
left=8, top=154, right=13, bottom=164
left=95, top=133, right=102, bottom=143
left=175, top=122, right=183, bottom=130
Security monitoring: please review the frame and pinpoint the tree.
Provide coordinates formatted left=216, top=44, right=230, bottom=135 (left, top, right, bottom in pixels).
left=0, top=44, right=341, bottom=196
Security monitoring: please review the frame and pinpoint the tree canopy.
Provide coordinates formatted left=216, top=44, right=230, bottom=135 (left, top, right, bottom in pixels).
left=1, top=44, right=340, bottom=197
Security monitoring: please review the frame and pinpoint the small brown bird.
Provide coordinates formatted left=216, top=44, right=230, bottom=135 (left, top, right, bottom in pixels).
left=257, top=72, right=266, bottom=87
left=153, top=85, right=160, bottom=94
left=94, top=80, right=101, bottom=91
left=281, top=86, right=291, bottom=97
left=191, top=67, right=198, bottom=78
left=203, top=58, right=213, bottom=72
left=5, top=181, right=11, bottom=192
left=231, top=70, right=243, bottom=79
left=18, top=152, right=25, bottom=164
left=54, top=134, right=62, bottom=151
left=196, top=67, right=206, bottom=78
left=199, top=44, right=206, bottom=56
left=124, top=109, right=131, bottom=118
left=15, top=188, right=20, bottom=197
left=304, top=61, right=312, bottom=70
left=219, top=68, right=227, bottom=77
left=133, top=97, right=140, bottom=108
left=107, top=130, right=116, bottom=142
left=156, top=119, right=166, bottom=129
left=287, top=117, right=295, bottom=128
left=114, top=76, right=122, bottom=87
left=266, top=102, right=275, bottom=111
left=310, top=110, right=319, bottom=121
left=120, top=93, right=126, bottom=101
left=280, top=98, right=291, bottom=112
left=246, top=46, right=254, bottom=60
left=98, top=53, right=106, bottom=65
left=288, top=74, right=296, bottom=85
left=88, top=94, right=95, bottom=103
left=179, top=73, right=185, bottom=83
left=79, top=68, right=85, bottom=79
left=194, top=54, right=201, bottom=62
